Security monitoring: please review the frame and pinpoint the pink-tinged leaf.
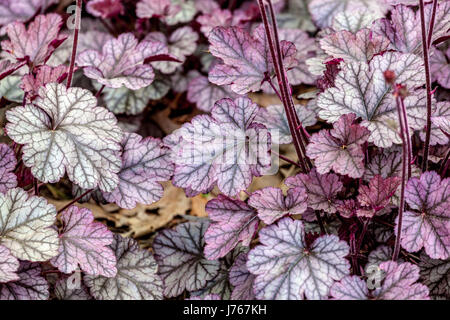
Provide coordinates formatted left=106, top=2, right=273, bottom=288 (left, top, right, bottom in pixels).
left=247, top=218, right=350, bottom=300
left=197, top=9, right=233, bottom=37
left=430, top=47, right=450, bottom=89
left=84, top=234, right=163, bottom=300
left=6, top=83, right=123, bottom=192
left=332, top=9, right=384, bottom=33
left=320, top=28, right=390, bottom=63
left=78, top=30, right=115, bottom=54
left=0, top=143, right=17, bottom=194
left=208, top=25, right=297, bottom=94
left=0, top=262, right=48, bottom=300
left=373, top=2, right=450, bottom=54
left=248, top=187, right=307, bottom=225
left=308, top=0, right=387, bottom=28
left=193, top=0, right=219, bottom=14
left=330, top=275, right=369, bottom=300
left=306, top=113, right=369, bottom=178
left=357, top=175, right=400, bottom=217
left=0, top=245, right=19, bottom=283
left=102, top=133, right=174, bottom=209
left=54, top=276, right=92, bottom=300
left=0, top=59, right=26, bottom=81
left=0, top=0, right=57, bottom=25
left=374, top=261, right=429, bottom=300
left=21, top=64, right=68, bottom=100
left=229, top=252, right=255, bottom=300
left=335, top=199, right=358, bottom=219
left=187, top=75, right=237, bottom=112
left=164, top=0, right=197, bottom=26
left=285, top=169, right=343, bottom=213
left=86, top=0, right=124, bottom=18
left=397, top=172, right=450, bottom=259
left=430, top=101, right=450, bottom=141
left=153, top=220, right=221, bottom=297
left=279, top=28, right=318, bottom=86
left=0, top=188, right=58, bottom=261
left=419, top=252, right=450, bottom=299
left=317, top=52, right=425, bottom=148
left=316, top=58, right=343, bottom=92
left=1, top=14, right=64, bottom=66
left=136, top=0, right=180, bottom=18
left=77, top=33, right=165, bottom=89
left=188, top=294, right=221, bottom=300
left=167, top=97, right=271, bottom=197
left=50, top=206, right=117, bottom=277
left=144, top=27, right=198, bottom=74
left=255, top=104, right=317, bottom=144
left=204, top=195, right=258, bottom=260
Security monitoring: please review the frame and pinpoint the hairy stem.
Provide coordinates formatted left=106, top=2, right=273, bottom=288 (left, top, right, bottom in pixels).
left=66, top=0, right=82, bottom=88
left=257, top=0, right=309, bottom=172
left=420, top=0, right=435, bottom=172
left=393, top=95, right=407, bottom=261
left=57, top=189, right=93, bottom=214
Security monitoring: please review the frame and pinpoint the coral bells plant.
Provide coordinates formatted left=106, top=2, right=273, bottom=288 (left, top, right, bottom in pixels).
left=0, top=0, right=448, bottom=301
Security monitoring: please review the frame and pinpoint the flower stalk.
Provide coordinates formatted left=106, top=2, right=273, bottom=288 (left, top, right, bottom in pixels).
left=66, top=0, right=82, bottom=88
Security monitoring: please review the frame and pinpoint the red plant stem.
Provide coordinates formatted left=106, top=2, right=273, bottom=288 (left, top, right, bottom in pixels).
left=420, top=0, right=434, bottom=172
left=257, top=0, right=309, bottom=172
left=95, top=85, right=105, bottom=98
left=66, top=0, right=82, bottom=88
left=271, top=150, right=301, bottom=168
left=440, top=149, right=450, bottom=177
left=427, top=0, right=438, bottom=48
left=356, top=219, right=370, bottom=253
left=393, top=95, right=407, bottom=261
left=57, top=189, right=93, bottom=214
left=399, top=96, right=412, bottom=179
left=315, top=211, right=326, bottom=235
left=34, top=178, right=39, bottom=196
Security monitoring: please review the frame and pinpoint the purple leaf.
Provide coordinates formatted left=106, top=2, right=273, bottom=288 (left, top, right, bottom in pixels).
left=1, top=14, right=64, bottom=66
left=204, top=195, right=258, bottom=260
left=167, top=97, right=271, bottom=197
left=373, top=2, right=450, bottom=54
left=336, top=199, right=358, bottom=218
left=50, top=206, right=117, bottom=277
left=208, top=25, right=297, bottom=94
left=374, top=261, right=429, bottom=300
left=77, top=33, right=165, bottom=89
left=247, top=218, right=350, bottom=300
left=136, top=0, right=180, bottom=19
left=0, top=262, right=48, bottom=300
left=21, top=64, right=68, bottom=100
left=229, top=252, right=255, bottom=300
left=102, top=133, right=174, bottom=209
left=187, top=75, right=237, bottom=112
left=0, top=245, right=19, bottom=283
left=419, top=252, right=450, bottom=299
left=197, top=8, right=233, bottom=37
left=0, top=0, right=57, bottom=25
left=428, top=101, right=450, bottom=145
left=248, top=187, right=307, bottom=225
left=317, top=52, right=425, bottom=148
left=0, top=143, right=17, bottom=194
left=285, top=169, right=343, bottom=213
left=0, top=188, right=58, bottom=261
left=86, top=0, right=124, bottom=19
left=255, top=104, right=317, bottom=144
left=320, top=28, right=390, bottom=63
left=430, top=47, right=450, bottom=89
left=306, top=113, right=369, bottom=178
left=153, top=220, right=221, bottom=297
left=329, top=275, right=369, bottom=300
left=188, top=294, right=221, bottom=300
left=54, top=276, right=92, bottom=300
left=0, top=59, right=26, bottom=81
left=308, top=0, right=387, bottom=28
left=397, top=171, right=450, bottom=259
left=144, top=27, right=198, bottom=74
left=84, top=234, right=163, bottom=300
left=6, top=83, right=123, bottom=192
left=357, top=175, right=400, bottom=217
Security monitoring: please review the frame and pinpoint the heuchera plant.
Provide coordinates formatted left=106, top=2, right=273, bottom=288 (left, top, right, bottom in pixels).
left=0, top=0, right=448, bottom=301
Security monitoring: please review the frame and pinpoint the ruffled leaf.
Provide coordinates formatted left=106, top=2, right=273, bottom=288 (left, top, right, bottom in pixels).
left=0, top=144, right=17, bottom=194
left=0, top=245, right=19, bottom=283
left=357, top=175, right=400, bottom=217
left=6, top=83, right=123, bottom=192
left=187, top=75, right=237, bottom=112
left=0, top=262, right=48, bottom=300
left=0, top=0, right=57, bottom=25
left=136, top=0, right=180, bottom=19
left=430, top=47, right=450, bottom=89
left=86, top=0, right=124, bottom=19
left=229, top=252, right=255, bottom=300
left=419, top=252, right=450, bottom=299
